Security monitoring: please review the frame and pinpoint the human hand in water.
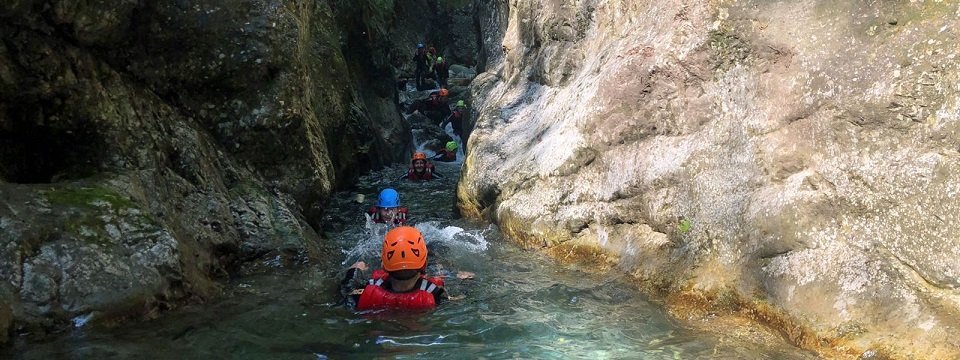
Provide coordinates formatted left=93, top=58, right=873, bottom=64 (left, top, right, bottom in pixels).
left=350, top=261, right=368, bottom=271
left=456, top=271, right=475, bottom=280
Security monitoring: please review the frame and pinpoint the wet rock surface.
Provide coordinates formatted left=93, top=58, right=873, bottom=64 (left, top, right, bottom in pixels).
left=460, top=0, right=960, bottom=358
left=0, top=0, right=481, bottom=340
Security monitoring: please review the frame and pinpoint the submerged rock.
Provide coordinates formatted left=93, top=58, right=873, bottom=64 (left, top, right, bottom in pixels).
left=461, top=0, right=960, bottom=357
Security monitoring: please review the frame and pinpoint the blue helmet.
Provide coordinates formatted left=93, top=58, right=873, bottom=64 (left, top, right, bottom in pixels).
left=417, top=43, right=425, bottom=49
left=378, top=188, right=400, bottom=208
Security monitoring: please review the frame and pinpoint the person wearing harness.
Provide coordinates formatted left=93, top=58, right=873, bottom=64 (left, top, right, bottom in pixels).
left=439, top=100, right=466, bottom=138
left=413, top=43, right=429, bottom=90
left=406, top=88, right=451, bottom=121
left=340, top=226, right=446, bottom=310
left=432, top=141, right=458, bottom=163
left=398, top=152, right=442, bottom=181
left=433, top=56, right=450, bottom=88
left=366, top=188, right=408, bottom=226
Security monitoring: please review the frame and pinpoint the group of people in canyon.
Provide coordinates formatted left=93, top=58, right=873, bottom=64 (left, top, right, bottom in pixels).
left=338, top=43, right=473, bottom=312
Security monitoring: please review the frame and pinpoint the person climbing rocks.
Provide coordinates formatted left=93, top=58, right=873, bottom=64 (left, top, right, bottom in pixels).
left=432, top=141, right=458, bottom=163
left=439, top=100, right=466, bottom=138
left=341, top=226, right=474, bottom=310
left=406, top=88, right=451, bottom=121
left=366, top=188, right=408, bottom=226
left=398, top=152, right=442, bottom=181
left=413, top=43, right=429, bottom=90
left=434, top=56, right=450, bottom=88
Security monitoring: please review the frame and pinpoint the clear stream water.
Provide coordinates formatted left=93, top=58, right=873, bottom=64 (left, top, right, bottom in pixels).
left=4, top=146, right=816, bottom=359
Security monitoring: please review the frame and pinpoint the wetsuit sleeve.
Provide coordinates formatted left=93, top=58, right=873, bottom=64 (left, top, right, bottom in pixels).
left=397, top=173, right=409, bottom=182
left=433, top=286, right=447, bottom=304
left=340, top=267, right=367, bottom=305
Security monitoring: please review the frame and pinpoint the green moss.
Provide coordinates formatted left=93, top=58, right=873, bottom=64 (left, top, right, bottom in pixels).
left=43, top=186, right=135, bottom=209
left=708, top=27, right=749, bottom=71
left=42, top=185, right=158, bottom=247
left=677, top=218, right=693, bottom=234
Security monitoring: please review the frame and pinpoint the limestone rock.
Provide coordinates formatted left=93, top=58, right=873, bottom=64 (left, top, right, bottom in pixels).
left=461, top=0, right=960, bottom=357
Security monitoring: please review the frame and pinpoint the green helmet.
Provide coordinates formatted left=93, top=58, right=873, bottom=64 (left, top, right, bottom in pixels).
left=456, top=100, right=465, bottom=108
left=436, top=56, right=443, bottom=62
left=445, top=141, right=458, bottom=151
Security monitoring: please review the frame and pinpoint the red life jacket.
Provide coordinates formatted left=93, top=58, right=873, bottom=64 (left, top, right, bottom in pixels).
left=367, top=207, right=408, bottom=225
left=356, top=269, right=445, bottom=311
left=407, top=163, right=434, bottom=181
left=441, top=150, right=456, bottom=161
left=429, top=93, right=442, bottom=106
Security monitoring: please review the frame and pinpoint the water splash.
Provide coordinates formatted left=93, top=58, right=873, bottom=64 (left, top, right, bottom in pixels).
left=415, top=222, right=489, bottom=253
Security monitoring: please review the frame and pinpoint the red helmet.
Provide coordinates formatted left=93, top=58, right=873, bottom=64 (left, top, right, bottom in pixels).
left=412, top=152, right=427, bottom=161
left=382, top=226, right=428, bottom=271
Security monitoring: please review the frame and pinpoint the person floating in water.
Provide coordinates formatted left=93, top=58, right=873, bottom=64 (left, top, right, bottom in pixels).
left=432, top=141, right=458, bottom=162
left=398, top=152, right=442, bottom=181
left=341, top=226, right=446, bottom=310
left=365, top=188, right=408, bottom=226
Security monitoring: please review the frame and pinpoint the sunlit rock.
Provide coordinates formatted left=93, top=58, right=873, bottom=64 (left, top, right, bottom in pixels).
left=460, top=0, right=960, bottom=357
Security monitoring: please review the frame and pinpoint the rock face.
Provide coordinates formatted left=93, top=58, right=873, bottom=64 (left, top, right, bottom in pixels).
left=0, top=0, right=433, bottom=339
left=460, top=0, right=960, bottom=357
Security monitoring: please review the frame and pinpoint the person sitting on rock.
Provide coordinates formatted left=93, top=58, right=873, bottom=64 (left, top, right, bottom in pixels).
left=440, top=100, right=467, bottom=138
left=366, top=188, right=408, bottom=226
left=432, top=141, right=458, bottom=163
left=341, top=226, right=446, bottom=310
left=398, top=152, right=442, bottom=181
left=434, top=56, right=450, bottom=88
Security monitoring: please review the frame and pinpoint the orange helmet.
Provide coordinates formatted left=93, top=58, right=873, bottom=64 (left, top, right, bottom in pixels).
left=412, top=152, right=427, bottom=161
left=439, top=88, right=449, bottom=97
left=382, top=226, right=428, bottom=271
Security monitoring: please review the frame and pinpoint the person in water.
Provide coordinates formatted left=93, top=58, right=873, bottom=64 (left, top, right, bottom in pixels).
left=398, top=152, right=442, bottom=181
left=366, top=188, right=408, bottom=226
left=439, top=100, right=466, bottom=138
left=341, top=226, right=446, bottom=310
left=432, top=141, right=458, bottom=162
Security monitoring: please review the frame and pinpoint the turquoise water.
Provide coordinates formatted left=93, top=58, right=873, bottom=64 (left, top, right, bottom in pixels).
left=4, top=162, right=815, bottom=359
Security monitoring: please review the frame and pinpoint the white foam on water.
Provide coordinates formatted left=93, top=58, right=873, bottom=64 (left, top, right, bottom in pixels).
left=72, top=313, right=94, bottom=328
left=415, top=222, right=489, bottom=253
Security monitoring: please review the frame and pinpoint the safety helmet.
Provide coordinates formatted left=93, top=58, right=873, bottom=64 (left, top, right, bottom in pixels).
left=382, top=226, right=428, bottom=272
left=377, top=188, right=400, bottom=208
left=436, top=56, right=443, bottom=62
left=439, top=88, right=449, bottom=97
left=446, top=141, right=458, bottom=151
left=412, top=152, right=427, bottom=161
left=417, top=43, right=424, bottom=48
left=456, top=100, right=465, bottom=108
